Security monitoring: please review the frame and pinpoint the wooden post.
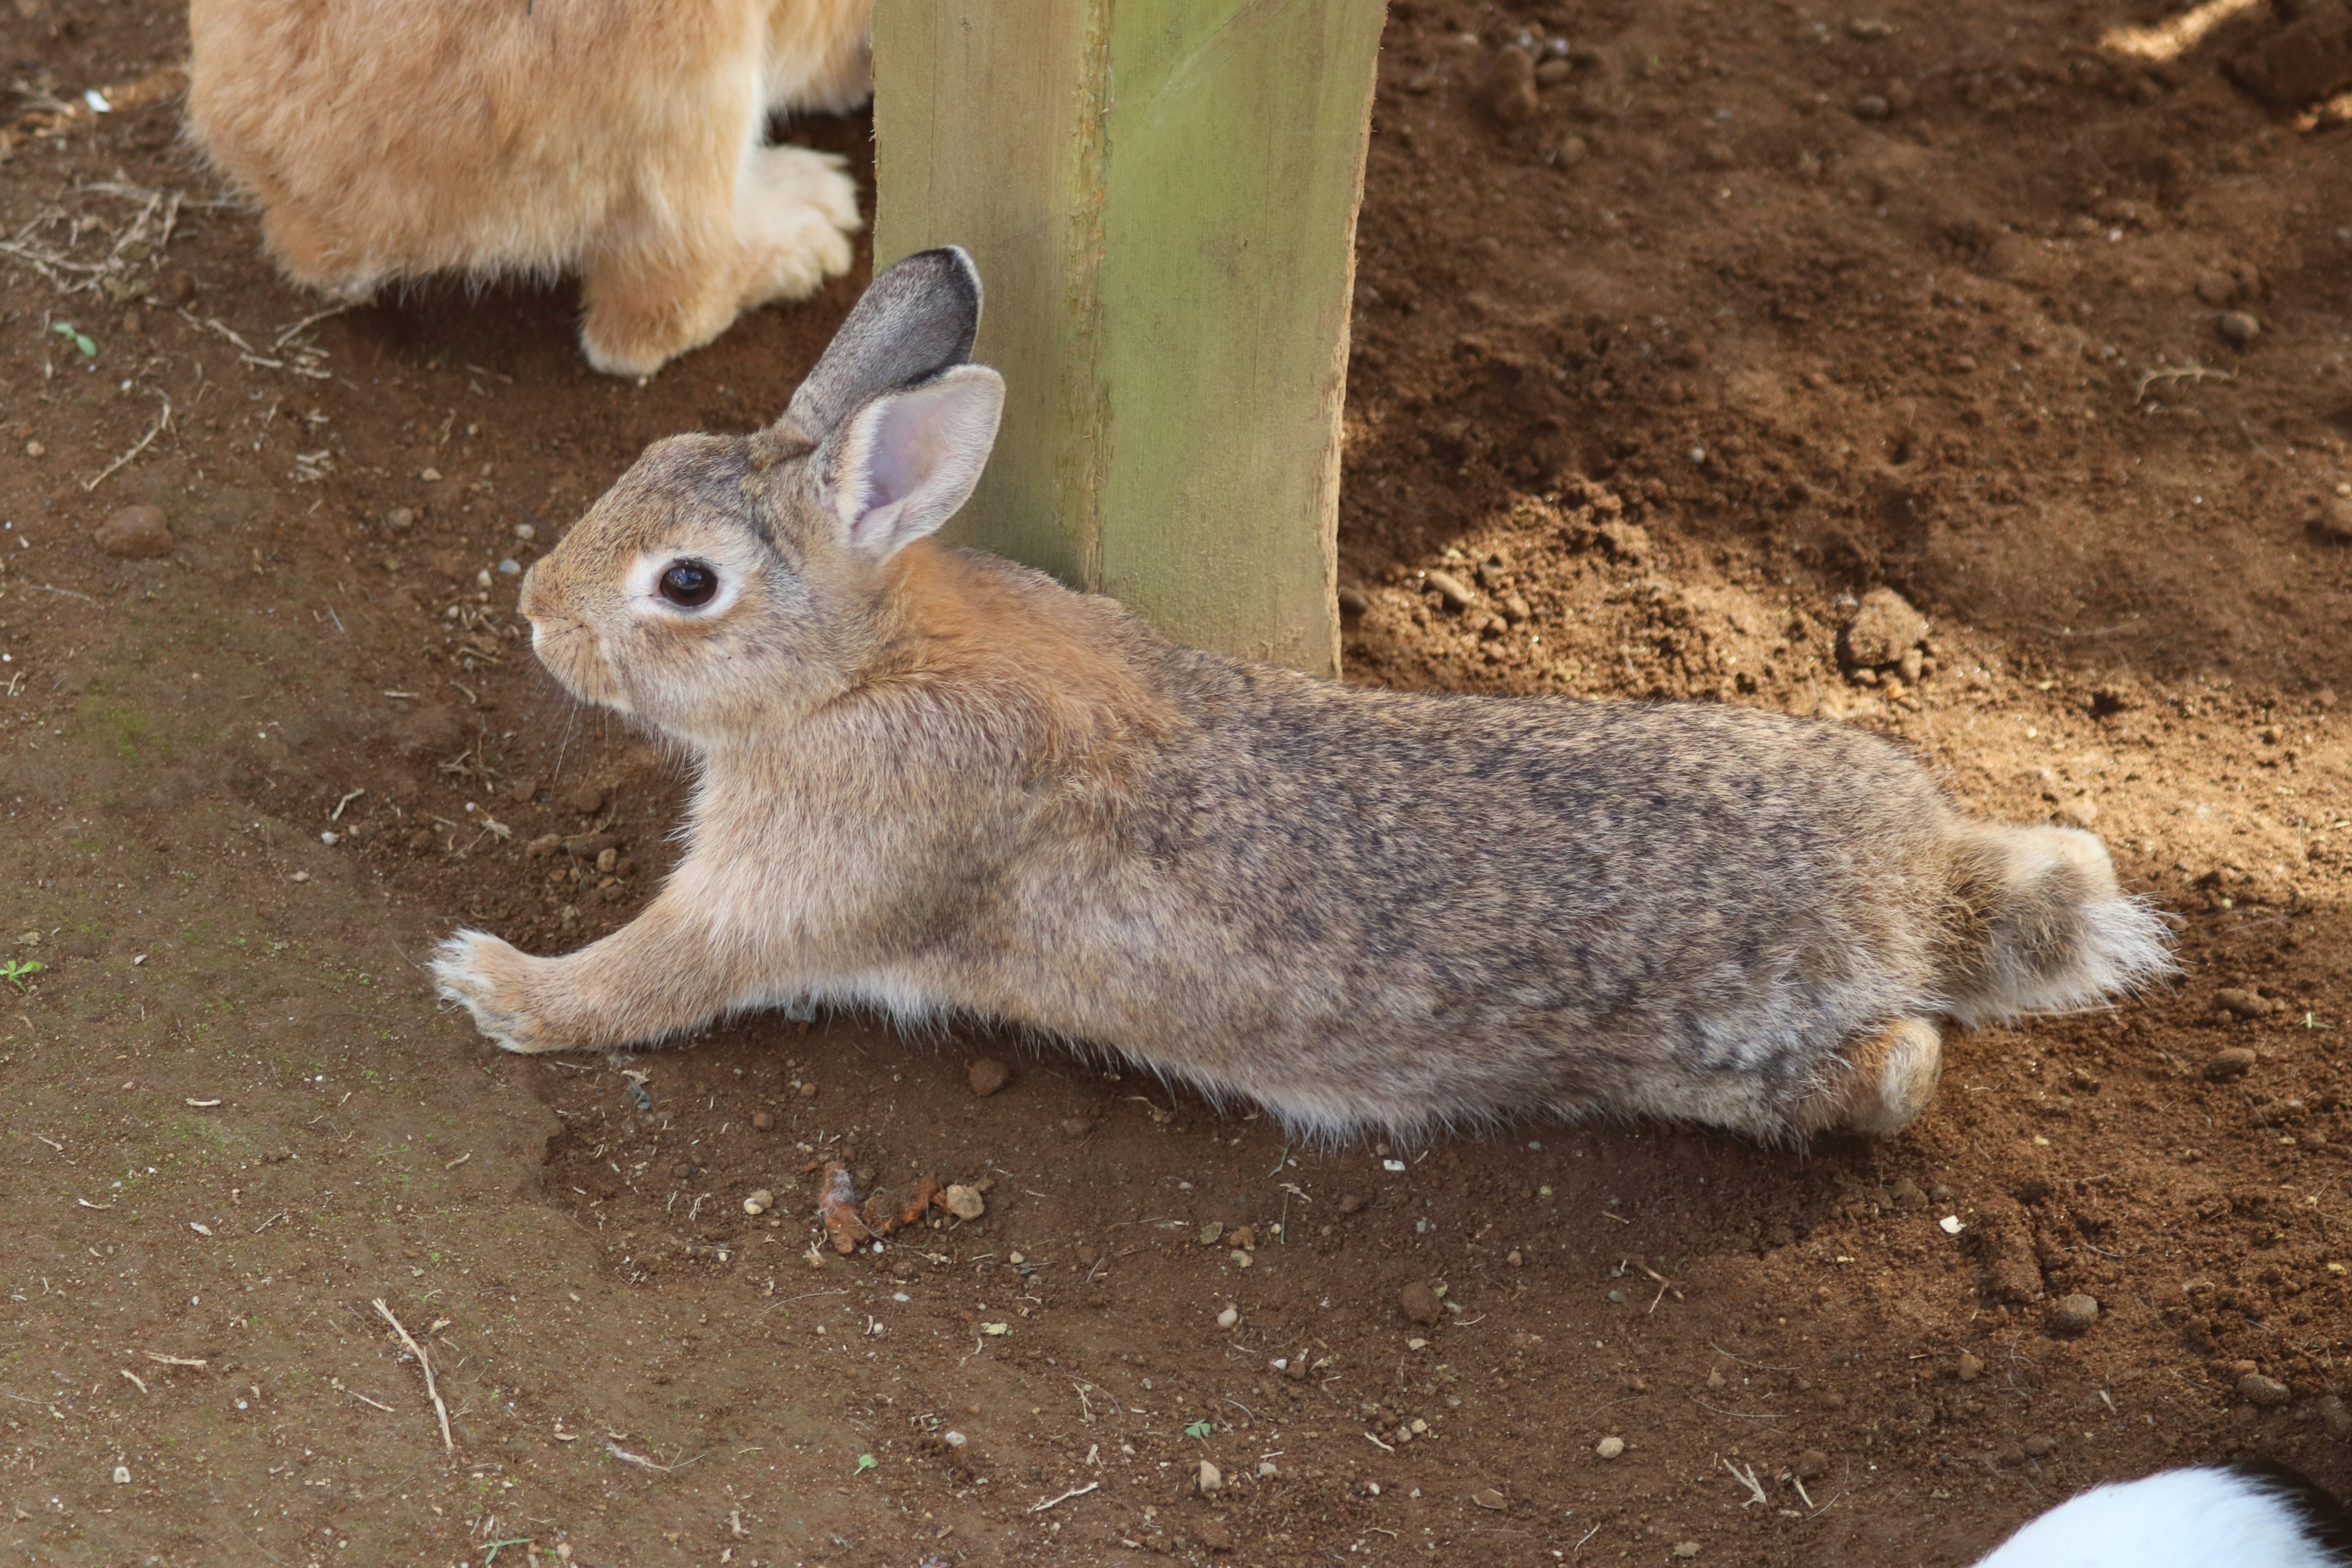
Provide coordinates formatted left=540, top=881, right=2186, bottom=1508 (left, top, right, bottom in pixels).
left=872, top=0, right=1384, bottom=676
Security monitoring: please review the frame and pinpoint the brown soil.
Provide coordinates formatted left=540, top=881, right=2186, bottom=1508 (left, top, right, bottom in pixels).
left=4, top=1, right=2351, bottom=1564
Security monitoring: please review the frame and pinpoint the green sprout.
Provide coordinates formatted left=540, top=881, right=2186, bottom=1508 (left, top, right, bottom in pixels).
left=0, top=959, right=43, bottom=992
left=50, top=322, right=96, bottom=358
left=1183, top=1419, right=1213, bottom=1442
left=854, top=1452, right=877, bottom=1475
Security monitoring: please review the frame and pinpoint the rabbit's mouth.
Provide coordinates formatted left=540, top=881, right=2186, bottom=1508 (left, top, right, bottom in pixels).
left=530, top=619, right=630, bottom=715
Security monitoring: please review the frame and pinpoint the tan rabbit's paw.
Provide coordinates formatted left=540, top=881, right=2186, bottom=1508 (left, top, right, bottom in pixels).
left=736, top=147, right=861, bottom=307
left=431, top=929, right=566, bottom=1054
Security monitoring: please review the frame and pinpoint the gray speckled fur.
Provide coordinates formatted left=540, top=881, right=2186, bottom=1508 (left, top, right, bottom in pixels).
left=432, top=248, right=2173, bottom=1144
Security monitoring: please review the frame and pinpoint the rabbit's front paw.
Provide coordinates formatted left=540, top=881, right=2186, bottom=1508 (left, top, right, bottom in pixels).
left=737, top=146, right=861, bottom=306
left=431, top=929, right=567, bottom=1054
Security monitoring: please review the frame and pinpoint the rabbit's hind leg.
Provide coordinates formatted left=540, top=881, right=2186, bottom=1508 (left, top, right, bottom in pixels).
left=731, top=144, right=861, bottom=310
left=1796, top=1016, right=1944, bottom=1137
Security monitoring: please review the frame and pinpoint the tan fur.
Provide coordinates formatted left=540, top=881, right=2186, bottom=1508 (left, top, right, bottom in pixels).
left=187, top=0, right=871, bottom=375
left=435, top=251, right=2174, bottom=1145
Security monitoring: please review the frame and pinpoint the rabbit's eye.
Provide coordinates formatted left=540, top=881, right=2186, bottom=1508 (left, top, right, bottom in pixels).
left=658, top=561, right=717, bottom=608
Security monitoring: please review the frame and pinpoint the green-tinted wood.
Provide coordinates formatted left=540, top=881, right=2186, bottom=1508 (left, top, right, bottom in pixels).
left=872, top=0, right=1383, bottom=675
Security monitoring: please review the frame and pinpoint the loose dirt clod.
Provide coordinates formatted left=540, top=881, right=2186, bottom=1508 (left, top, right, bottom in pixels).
left=92, top=505, right=172, bottom=558
left=1840, top=587, right=1928, bottom=668
left=2047, top=1294, right=2100, bottom=1335
left=2239, top=1373, right=2291, bottom=1408
left=967, top=1057, right=1011, bottom=1097
left=2205, top=1048, right=2257, bottom=1081
left=1400, top=1281, right=1442, bottom=1325
left=1482, top=47, right=1539, bottom=124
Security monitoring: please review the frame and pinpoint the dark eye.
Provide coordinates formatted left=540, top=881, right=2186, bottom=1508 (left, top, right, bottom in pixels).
left=658, top=560, right=717, bottom=608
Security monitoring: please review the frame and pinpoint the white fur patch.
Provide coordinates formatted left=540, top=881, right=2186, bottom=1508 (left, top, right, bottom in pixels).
left=1973, top=1466, right=2341, bottom=1567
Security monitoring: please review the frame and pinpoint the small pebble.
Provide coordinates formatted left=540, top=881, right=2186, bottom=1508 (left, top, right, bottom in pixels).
left=1957, top=1351, right=1984, bottom=1384
left=2204, top=1047, right=2256, bottom=1082
left=2216, top=311, right=2260, bottom=347
left=1795, top=1449, right=1828, bottom=1480
left=797, top=1082, right=819, bottom=1100
left=383, top=507, right=416, bottom=533
left=565, top=782, right=608, bottom=815
left=93, top=505, right=173, bottom=559
left=967, top=1057, right=1011, bottom=1097
left=743, top=1189, right=773, bottom=1216
left=1197, top=1460, right=1222, bottom=1494
left=943, top=1183, right=986, bottom=1221
left=2022, top=1436, right=2056, bottom=1458
left=2319, top=1395, right=2352, bottom=1440
left=1549, top=133, right=1589, bottom=168
left=1215, top=1305, right=1238, bottom=1329
left=1472, top=1488, right=1506, bottom=1510
left=1595, top=1436, right=1626, bottom=1460
left=1400, top=1281, right=1442, bottom=1326
left=2240, top=1373, right=2291, bottom=1408
left=1672, top=1545, right=1701, bottom=1560
left=1423, top=570, right=1475, bottom=612
left=671, top=1161, right=692, bottom=1180
left=751, top=1111, right=773, bottom=1131
left=1336, top=585, right=1370, bottom=618
left=2047, top=1294, right=2100, bottom=1335
left=1853, top=93, right=1891, bottom=120
left=23, top=440, right=45, bottom=458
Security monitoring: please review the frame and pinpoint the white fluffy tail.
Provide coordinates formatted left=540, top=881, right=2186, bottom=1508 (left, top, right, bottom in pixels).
left=1946, top=824, right=2174, bottom=1024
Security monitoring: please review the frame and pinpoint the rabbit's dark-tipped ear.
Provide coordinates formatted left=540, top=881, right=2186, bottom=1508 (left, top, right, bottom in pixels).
left=782, top=247, right=982, bottom=438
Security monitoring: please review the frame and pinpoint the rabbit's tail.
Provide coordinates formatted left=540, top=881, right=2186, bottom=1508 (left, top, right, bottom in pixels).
left=1943, top=823, right=2176, bottom=1025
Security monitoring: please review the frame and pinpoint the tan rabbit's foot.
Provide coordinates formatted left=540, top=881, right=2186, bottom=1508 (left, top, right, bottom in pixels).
left=430, top=929, right=571, bottom=1055
left=1803, top=1017, right=1944, bottom=1137
left=733, top=145, right=860, bottom=308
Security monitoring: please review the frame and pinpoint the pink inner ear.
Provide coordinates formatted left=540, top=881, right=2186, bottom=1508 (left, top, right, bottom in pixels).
left=865, top=394, right=940, bottom=507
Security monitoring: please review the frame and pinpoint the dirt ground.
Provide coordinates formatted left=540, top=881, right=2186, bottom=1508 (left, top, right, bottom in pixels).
left=4, top=0, right=2351, bottom=1564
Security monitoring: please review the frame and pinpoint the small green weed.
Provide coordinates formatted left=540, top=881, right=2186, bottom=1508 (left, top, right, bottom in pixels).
left=0, top=959, right=43, bottom=992
left=50, top=321, right=96, bottom=357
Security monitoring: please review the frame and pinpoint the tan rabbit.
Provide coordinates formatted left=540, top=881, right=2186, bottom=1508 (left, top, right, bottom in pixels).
left=187, top=0, right=870, bottom=376
left=433, top=248, right=2173, bottom=1143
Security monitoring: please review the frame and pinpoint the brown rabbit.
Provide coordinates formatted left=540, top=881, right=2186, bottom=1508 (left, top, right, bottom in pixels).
left=434, top=248, right=2172, bottom=1142
left=187, top=0, right=870, bottom=376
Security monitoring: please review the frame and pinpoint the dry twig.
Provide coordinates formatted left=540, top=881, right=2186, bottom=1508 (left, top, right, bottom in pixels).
left=372, top=1298, right=453, bottom=1452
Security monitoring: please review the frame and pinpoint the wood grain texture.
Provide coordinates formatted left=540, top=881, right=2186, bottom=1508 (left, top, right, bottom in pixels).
left=873, top=0, right=1383, bottom=674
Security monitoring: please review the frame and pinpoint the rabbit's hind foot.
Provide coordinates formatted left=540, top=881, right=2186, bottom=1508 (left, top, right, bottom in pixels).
left=1799, top=1017, right=1943, bottom=1137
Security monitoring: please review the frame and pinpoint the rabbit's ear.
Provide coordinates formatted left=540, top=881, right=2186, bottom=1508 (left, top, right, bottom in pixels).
left=818, top=364, right=1005, bottom=559
left=783, top=247, right=982, bottom=439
